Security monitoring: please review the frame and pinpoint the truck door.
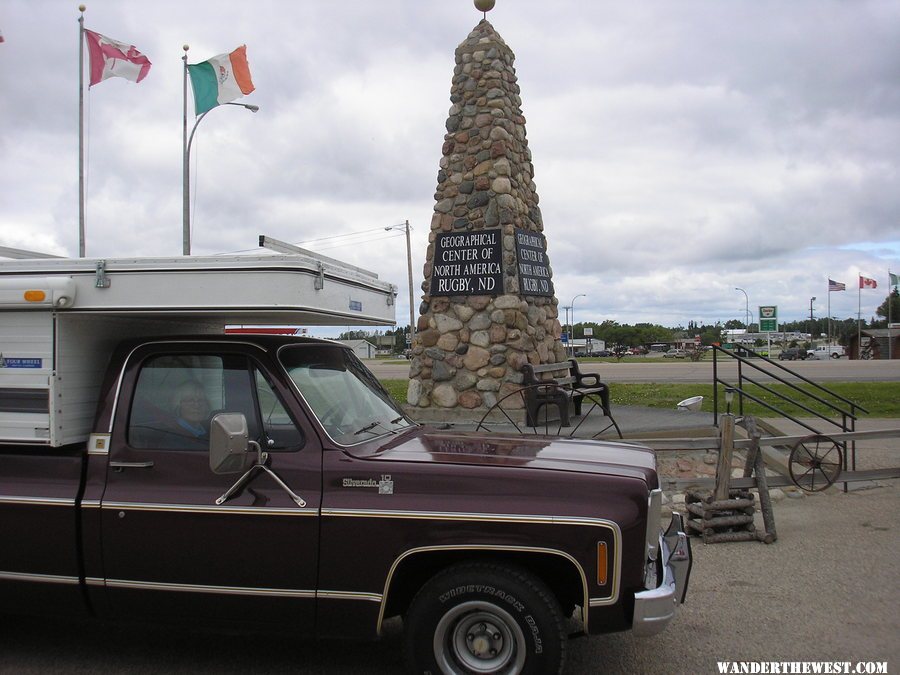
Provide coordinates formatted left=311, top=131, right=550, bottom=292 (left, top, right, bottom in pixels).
left=99, top=345, right=320, bottom=633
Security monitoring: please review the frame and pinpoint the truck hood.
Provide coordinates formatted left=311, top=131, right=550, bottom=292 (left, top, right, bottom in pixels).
left=363, top=428, right=657, bottom=483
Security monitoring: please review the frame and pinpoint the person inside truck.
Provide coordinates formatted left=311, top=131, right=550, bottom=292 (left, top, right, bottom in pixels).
left=171, top=380, right=212, bottom=441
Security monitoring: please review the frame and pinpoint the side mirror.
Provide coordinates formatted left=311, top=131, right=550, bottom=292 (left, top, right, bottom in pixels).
left=209, top=413, right=255, bottom=474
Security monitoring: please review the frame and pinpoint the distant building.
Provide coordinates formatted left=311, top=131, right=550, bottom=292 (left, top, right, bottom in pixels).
left=847, top=329, right=900, bottom=360
left=724, top=329, right=807, bottom=344
left=337, top=339, right=377, bottom=359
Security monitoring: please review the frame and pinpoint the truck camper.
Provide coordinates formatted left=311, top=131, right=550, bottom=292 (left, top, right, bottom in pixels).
left=0, top=250, right=689, bottom=674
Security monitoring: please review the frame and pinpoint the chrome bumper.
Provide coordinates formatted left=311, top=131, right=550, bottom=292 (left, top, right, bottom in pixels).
left=632, top=512, right=692, bottom=637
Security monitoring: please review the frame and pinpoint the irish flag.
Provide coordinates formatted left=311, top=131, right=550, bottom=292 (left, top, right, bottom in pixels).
left=188, top=45, right=255, bottom=115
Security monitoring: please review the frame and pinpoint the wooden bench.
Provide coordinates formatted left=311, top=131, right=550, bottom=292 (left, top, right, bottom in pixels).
left=521, top=359, right=621, bottom=437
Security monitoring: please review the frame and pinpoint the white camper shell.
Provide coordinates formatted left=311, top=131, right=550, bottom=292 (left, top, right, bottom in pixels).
left=0, top=253, right=397, bottom=446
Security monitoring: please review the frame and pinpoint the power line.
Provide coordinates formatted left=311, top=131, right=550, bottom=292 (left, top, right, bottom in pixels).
left=293, top=225, right=400, bottom=246
left=311, top=231, right=405, bottom=252
left=215, top=225, right=408, bottom=256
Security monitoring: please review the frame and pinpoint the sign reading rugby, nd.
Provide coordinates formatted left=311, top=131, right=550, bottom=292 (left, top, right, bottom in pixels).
left=430, top=230, right=503, bottom=296
left=514, top=228, right=554, bottom=297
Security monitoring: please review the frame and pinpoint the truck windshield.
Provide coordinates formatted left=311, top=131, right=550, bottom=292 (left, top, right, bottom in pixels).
left=278, top=344, right=413, bottom=446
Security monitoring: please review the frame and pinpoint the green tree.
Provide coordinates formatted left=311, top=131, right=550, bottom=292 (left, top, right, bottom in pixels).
left=875, top=289, right=900, bottom=326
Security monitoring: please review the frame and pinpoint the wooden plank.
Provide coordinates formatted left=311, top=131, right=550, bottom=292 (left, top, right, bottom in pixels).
left=625, top=428, right=900, bottom=451
left=662, top=467, right=900, bottom=491
left=735, top=428, right=900, bottom=449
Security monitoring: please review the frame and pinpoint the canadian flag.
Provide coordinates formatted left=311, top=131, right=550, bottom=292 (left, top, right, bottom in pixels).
left=84, top=29, right=151, bottom=86
left=859, top=276, right=878, bottom=289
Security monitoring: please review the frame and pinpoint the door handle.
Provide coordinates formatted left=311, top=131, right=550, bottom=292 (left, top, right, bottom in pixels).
left=109, top=461, right=155, bottom=472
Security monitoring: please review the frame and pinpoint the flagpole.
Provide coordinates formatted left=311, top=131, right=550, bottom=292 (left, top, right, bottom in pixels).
left=182, top=44, right=190, bottom=256
left=857, top=276, right=862, bottom=359
left=889, top=268, right=894, bottom=360
left=78, top=5, right=86, bottom=258
left=827, top=280, right=831, bottom=344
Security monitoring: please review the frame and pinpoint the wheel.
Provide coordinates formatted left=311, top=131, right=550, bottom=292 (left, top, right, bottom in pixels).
left=404, top=562, right=566, bottom=675
left=475, top=384, right=565, bottom=436
left=831, top=352, right=840, bottom=359
left=789, top=434, right=843, bottom=492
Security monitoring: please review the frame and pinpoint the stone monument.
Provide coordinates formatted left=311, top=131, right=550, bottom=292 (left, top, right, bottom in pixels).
left=407, top=8, right=565, bottom=416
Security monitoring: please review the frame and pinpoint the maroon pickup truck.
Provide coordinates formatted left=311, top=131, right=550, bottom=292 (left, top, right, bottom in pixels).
left=1, top=335, right=690, bottom=673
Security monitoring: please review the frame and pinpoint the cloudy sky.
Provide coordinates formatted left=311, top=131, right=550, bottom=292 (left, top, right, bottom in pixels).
left=3, top=0, right=899, bottom=334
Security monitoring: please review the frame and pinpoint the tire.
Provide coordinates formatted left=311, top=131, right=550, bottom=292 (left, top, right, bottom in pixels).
left=404, top=562, right=566, bottom=675
left=831, top=352, right=840, bottom=359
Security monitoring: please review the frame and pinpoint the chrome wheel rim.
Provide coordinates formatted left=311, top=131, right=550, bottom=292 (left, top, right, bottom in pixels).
left=433, top=601, right=527, bottom=674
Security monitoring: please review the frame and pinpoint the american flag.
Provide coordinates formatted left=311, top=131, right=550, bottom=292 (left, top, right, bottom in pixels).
left=828, top=279, right=846, bottom=292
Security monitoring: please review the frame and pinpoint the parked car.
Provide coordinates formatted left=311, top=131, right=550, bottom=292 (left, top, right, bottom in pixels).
left=589, top=349, right=611, bottom=357
left=807, top=345, right=846, bottom=360
left=778, top=347, right=806, bottom=361
left=664, top=349, right=687, bottom=358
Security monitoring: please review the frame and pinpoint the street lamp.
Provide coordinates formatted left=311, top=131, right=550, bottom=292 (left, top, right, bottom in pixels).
left=385, top=221, right=415, bottom=351
left=571, top=293, right=586, bottom=356
left=734, top=287, right=750, bottom=328
left=182, top=45, right=258, bottom=255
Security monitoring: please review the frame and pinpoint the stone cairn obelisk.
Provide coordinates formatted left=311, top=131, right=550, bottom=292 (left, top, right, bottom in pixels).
left=407, top=10, right=564, bottom=416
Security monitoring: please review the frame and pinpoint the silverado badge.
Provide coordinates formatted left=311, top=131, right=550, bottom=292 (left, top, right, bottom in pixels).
left=341, top=475, right=394, bottom=495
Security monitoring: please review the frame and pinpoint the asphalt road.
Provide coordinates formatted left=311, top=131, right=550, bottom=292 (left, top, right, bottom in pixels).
left=2, top=485, right=896, bottom=674
left=367, top=357, right=900, bottom=383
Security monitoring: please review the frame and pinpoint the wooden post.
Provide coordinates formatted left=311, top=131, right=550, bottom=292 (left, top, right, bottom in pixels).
left=744, top=416, right=777, bottom=544
left=714, top=414, right=735, bottom=501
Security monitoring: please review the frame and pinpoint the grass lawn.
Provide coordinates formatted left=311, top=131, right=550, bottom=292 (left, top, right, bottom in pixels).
left=379, top=379, right=900, bottom=418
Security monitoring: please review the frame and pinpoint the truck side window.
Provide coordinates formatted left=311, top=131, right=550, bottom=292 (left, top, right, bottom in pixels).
left=128, top=353, right=303, bottom=452
left=253, top=367, right=304, bottom=450
left=129, top=355, right=226, bottom=450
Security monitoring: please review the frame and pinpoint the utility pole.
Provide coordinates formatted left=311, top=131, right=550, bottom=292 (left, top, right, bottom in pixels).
left=809, top=297, right=816, bottom=348
left=385, top=221, right=415, bottom=351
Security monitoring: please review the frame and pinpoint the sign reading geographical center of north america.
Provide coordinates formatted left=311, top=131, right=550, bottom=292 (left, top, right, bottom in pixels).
left=430, top=230, right=503, bottom=296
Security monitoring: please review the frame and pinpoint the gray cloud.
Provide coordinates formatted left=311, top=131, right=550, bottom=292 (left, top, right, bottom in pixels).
left=2, top=0, right=898, bottom=332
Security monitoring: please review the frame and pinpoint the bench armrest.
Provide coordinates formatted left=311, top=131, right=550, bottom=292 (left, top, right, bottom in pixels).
left=567, top=358, right=601, bottom=387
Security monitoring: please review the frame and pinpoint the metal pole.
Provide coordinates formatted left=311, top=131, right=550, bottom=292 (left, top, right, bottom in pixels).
left=735, top=287, right=749, bottom=328
left=889, top=270, right=894, bottom=360
left=404, top=220, right=415, bottom=347
left=809, top=297, right=816, bottom=349
left=182, top=45, right=190, bottom=255
left=78, top=6, right=86, bottom=258
left=571, top=293, right=585, bottom=357
left=857, top=280, right=862, bottom=359
left=184, top=101, right=258, bottom=256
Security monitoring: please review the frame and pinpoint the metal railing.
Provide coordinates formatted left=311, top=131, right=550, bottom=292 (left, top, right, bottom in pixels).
left=712, top=345, right=869, bottom=477
left=712, top=346, right=867, bottom=429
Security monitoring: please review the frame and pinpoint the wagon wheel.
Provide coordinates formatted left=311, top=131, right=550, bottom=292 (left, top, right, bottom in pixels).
left=475, top=384, right=567, bottom=436
left=788, top=434, right=843, bottom=492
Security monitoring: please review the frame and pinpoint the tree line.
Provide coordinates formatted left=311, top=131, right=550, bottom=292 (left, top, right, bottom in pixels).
left=340, top=289, right=900, bottom=350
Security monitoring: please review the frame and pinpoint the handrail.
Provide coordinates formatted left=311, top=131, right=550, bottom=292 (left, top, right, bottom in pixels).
left=712, top=345, right=868, bottom=428
left=738, top=373, right=856, bottom=425
left=712, top=344, right=869, bottom=485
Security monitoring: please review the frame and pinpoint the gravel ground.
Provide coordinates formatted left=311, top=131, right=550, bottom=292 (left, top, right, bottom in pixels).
left=567, top=482, right=899, bottom=674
